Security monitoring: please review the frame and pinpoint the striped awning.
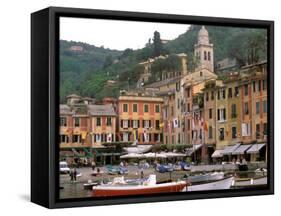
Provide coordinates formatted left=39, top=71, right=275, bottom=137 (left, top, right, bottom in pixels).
left=186, top=144, right=203, bottom=156
left=232, top=144, right=252, bottom=155
left=222, top=144, right=240, bottom=155
left=246, top=143, right=266, bottom=154
left=211, top=150, right=223, bottom=158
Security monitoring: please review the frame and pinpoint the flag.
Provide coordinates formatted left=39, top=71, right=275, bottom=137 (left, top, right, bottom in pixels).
left=81, top=131, right=88, bottom=139
left=107, top=133, right=112, bottom=142
left=173, top=118, right=179, bottom=128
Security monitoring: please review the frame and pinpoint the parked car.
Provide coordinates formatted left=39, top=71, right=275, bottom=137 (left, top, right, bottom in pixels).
left=60, top=161, right=70, bottom=174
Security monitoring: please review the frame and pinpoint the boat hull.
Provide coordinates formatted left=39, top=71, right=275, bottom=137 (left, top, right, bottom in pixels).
left=92, top=181, right=188, bottom=197
left=184, top=177, right=234, bottom=192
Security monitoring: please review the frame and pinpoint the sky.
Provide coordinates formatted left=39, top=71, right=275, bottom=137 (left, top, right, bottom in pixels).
left=60, top=17, right=190, bottom=51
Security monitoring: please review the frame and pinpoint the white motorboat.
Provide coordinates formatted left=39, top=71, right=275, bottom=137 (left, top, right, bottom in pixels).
left=183, top=176, right=234, bottom=192
left=184, top=172, right=224, bottom=183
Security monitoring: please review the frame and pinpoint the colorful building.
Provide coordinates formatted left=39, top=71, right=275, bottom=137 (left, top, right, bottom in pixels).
left=118, top=93, right=163, bottom=145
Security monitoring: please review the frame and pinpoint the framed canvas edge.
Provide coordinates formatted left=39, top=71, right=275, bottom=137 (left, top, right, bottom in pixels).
left=38, top=6, right=274, bottom=209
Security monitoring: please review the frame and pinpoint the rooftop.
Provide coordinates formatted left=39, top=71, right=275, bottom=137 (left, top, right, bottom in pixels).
left=88, top=104, right=117, bottom=116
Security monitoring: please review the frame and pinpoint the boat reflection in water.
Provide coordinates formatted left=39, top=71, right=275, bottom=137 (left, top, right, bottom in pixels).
left=92, top=175, right=189, bottom=197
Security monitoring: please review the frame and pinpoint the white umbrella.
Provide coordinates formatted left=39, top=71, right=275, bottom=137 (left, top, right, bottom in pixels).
left=120, top=153, right=145, bottom=159
left=144, top=152, right=167, bottom=158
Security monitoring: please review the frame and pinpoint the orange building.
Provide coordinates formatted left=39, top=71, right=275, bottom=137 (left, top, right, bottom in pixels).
left=118, top=93, right=163, bottom=144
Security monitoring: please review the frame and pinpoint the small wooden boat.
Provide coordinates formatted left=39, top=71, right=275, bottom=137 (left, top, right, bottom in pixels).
left=232, top=176, right=267, bottom=189
left=183, top=176, right=234, bottom=192
left=92, top=175, right=189, bottom=197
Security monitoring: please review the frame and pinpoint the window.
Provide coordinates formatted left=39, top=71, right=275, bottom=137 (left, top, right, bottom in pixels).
left=187, top=88, right=191, bottom=97
left=217, top=108, right=226, bottom=121
left=177, top=98, right=180, bottom=109
left=231, top=104, right=237, bottom=118
left=96, top=117, right=101, bottom=126
left=133, top=104, right=138, bottom=112
left=144, top=104, right=149, bottom=113
left=123, top=133, right=129, bottom=142
left=263, top=80, right=266, bottom=90
left=74, top=117, right=80, bottom=127
left=244, top=84, right=248, bottom=96
left=256, top=124, right=261, bottom=139
left=155, top=120, right=160, bottom=129
left=133, top=120, right=138, bottom=128
left=209, top=109, right=212, bottom=119
left=72, top=134, right=81, bottom=143
left=208, top=51, right=211, bottom=61
left=217, top=91, right=220, bottom=100
left=123, top=104, right=128, bottom=112
left=228, top=88, right=232, bottom=98
left=106, top=117, right=112, bottom=126
left=258, top=80, right=261, bottom=91
left=232, top=127, right=237, bottom=139
left=263, top=100, right=267, bottom=113
left=187, top=119, right=191, bottom=130
left=263, top=123, right=267, bottom=135
left=256, top=102, right=260, bottom=115
left=144, top=120, right=150, bottom=128
left=234, top=87, right=239, bottom=97
left=244, top=102, right=249, bottom=115
left=60, top=117, right=67, bottom=127
left=242, top=123, right=251, bottom=136
left=204, top=51, right=207, bottom=60
left=176, top=82, right=180, bottom=91
left=219, top=128, right=224, bottom=140
left=123, top=120, right=128, bottom=128
left=60, top=135, right=69, bottom=143
left=211, top=91, right=214, bottom=100
left=206, top=92, right=209, bottom=102
left=95, top=134, right=101, bottom=142
left=200, top=71, right=203, bottom=77
left=222, top=89, right=226, bottom=99
left=171, top=106, right=174, bottom=116
left=155, top=104, right=160, bottom=113
left=208, top=126, right=213, bottom=139
left=253, top=81, right=256, bottom=92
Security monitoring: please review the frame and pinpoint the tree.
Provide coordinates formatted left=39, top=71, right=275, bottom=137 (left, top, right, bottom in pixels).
left=103, top=55, right=113, bottom=69
left=153, top=31, right=163, bottom=57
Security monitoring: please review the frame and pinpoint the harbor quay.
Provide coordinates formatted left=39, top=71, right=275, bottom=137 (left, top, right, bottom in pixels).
left=59, top=162, right=267, bottom=199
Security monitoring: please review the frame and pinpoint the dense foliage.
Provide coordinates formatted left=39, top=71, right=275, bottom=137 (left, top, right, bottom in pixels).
left=60, top=25, right=267, bottom=102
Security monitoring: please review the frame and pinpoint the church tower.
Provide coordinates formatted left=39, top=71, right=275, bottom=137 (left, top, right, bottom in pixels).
left=194, top=26, right=214, bottom=72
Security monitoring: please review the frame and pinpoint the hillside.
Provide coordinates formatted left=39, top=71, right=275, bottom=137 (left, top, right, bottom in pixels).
left=60, top=25, right=267, bottom=102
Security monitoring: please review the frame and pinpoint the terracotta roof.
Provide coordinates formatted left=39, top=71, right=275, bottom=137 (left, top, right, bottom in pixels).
left=88, top=104, right=116, bottom=116
left=60, top=104, right=73, bottom=115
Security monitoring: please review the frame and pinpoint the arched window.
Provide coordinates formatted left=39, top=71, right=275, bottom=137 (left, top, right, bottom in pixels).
left=208, top=51, right=211, bottom=61
left=204, top=51, right=207, bottom=60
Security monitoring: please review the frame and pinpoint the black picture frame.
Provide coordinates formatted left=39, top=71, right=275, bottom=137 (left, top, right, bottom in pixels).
left=31, top=6, right=274, bottom=209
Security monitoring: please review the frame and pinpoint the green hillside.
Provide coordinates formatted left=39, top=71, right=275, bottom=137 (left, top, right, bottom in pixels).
left=60, top=25, right=267, bottom=102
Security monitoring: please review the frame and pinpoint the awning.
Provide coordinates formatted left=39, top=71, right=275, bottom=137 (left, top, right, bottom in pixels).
left=222, top=144, right=240, bottom=155
left=164, top=152, right=187, bottom=157
left=246, top=143, right=266, bottom=154
left=232, top=144, right=252, bottom=155
left=186, top=144, right=203, bottom=156
left=211, top=150, right=223, bottom=158
left=143, top=152, right=167, bottom=158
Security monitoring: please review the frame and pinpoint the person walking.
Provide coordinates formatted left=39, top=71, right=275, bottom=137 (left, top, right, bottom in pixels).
left=73, top=168, right=77, bottom=182
left=91, top=160, right=96, bottom=171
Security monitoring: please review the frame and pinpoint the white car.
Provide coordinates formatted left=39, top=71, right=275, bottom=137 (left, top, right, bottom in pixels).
left=60, top=161, right=70, bottom=174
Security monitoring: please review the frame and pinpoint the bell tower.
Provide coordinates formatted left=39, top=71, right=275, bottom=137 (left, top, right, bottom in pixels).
left=194, top=26, right=214, bottom=72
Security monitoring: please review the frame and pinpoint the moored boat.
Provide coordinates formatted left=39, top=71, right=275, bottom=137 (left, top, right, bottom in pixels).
left=184, top=172, right=224, bottom=183
left=92, top=175, right=189, bottom=197
left=183, top=176, right=234, bottom=192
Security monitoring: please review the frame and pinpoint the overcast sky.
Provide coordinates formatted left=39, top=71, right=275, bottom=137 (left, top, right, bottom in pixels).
left=60, top=17, right=190, bottom=51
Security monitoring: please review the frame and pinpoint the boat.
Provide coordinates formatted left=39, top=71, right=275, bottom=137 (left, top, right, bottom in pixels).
left=84, top=180, right=100, bottom=190
left=92, top=175, right=189, bottom=197
left=233, top=176, right=267, bottom=188
left=106, top=165, right=129, bottom=175
left=183, top=176, right=234, bottom=192
left=155, top=164, right=174, bottom=173
left=184, top=172, right=224, bottom=183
